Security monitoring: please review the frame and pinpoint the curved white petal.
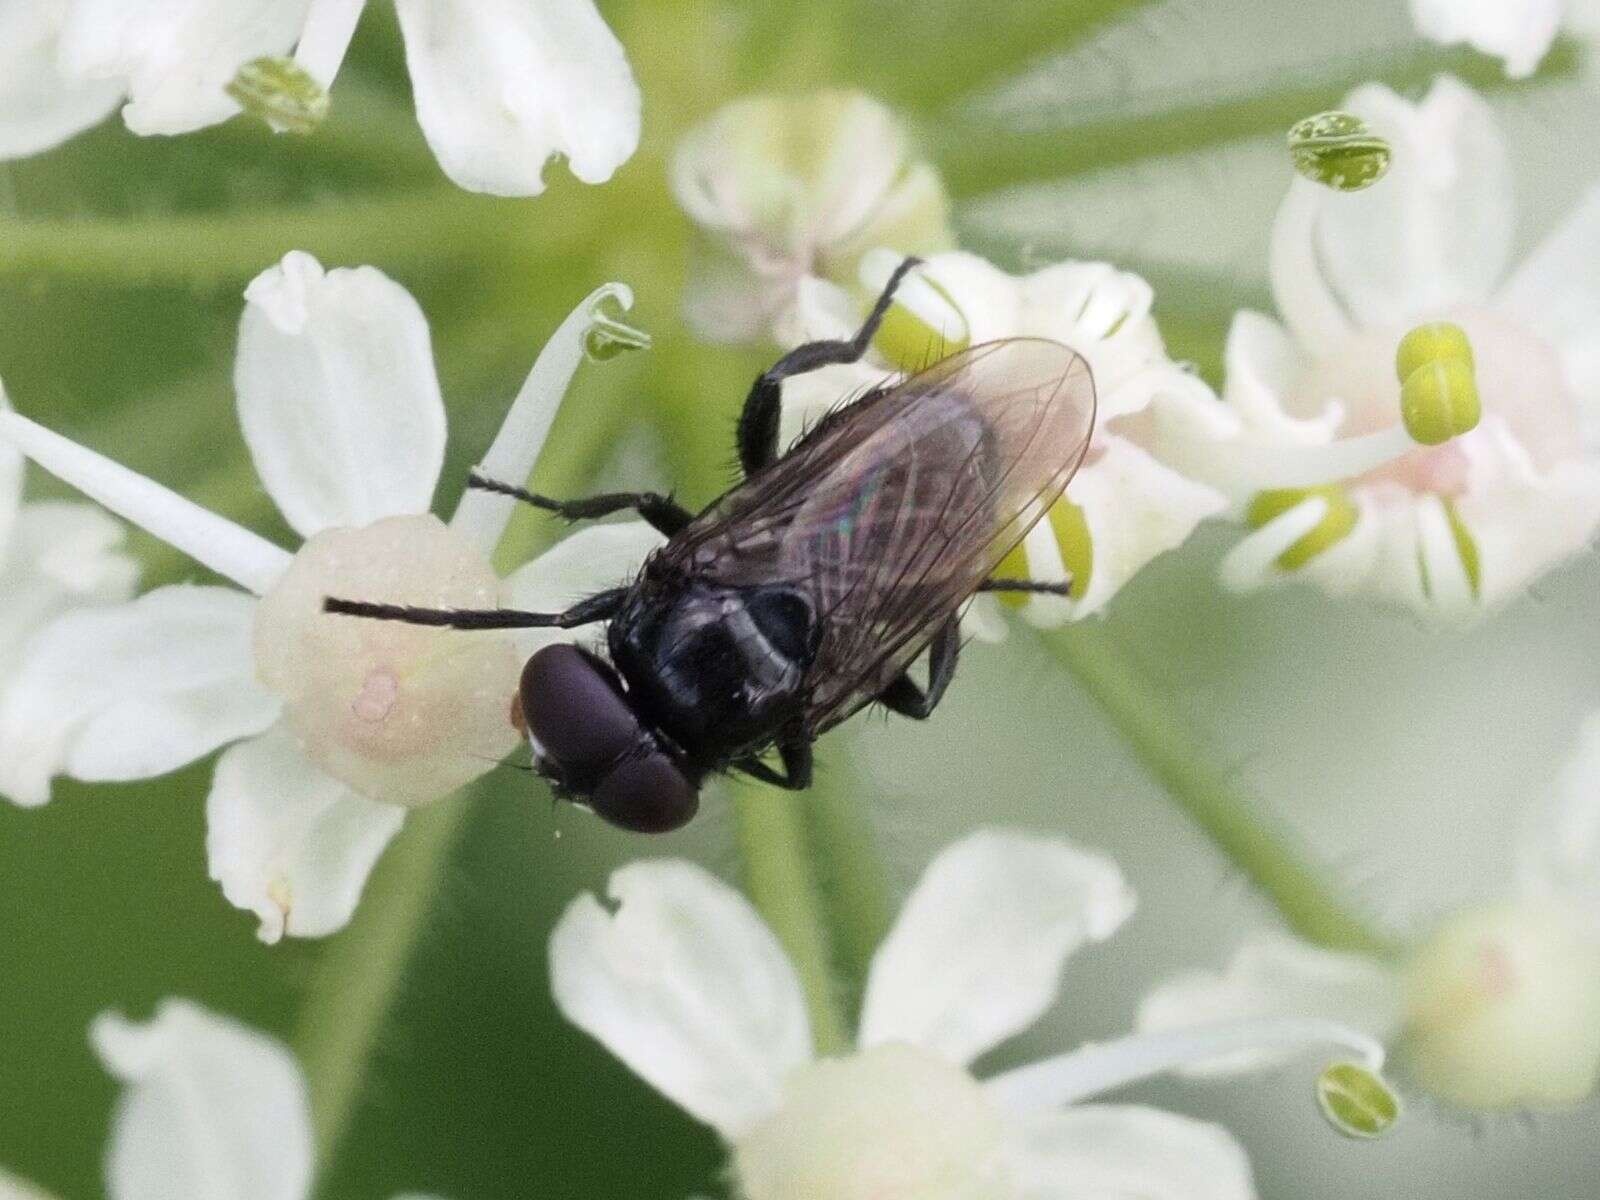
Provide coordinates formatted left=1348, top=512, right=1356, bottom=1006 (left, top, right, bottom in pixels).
left=92, top=999, right=312, bottom=1200
left=451, top=282, right=636, bottom=554
left=237, top=252, right=446, bottom=537
left=1219, top=311, right=1343, bottom=444
left=0, top=0, right=122, bottom=159
left=1522, top=709, right=1600, bottom=929
left=1411, top=0, right=1563, bottom=78
left=0, top=585, right=279, bottom=808
left=1307, top=77, right=1512, bottom=329
left=501, top=519, right=665, bottom=658
left=0, top=405, right=18, bottom=552
left=1041, top=437, right=1227, bottom=622
left=1007, top=1105, right=1255, bottom=1200
left=0, top=501, right=138, bottom=685
left=549, top=859, right=811, bottom=1140
left=59, top=0, right=310, bottom=136
left=394, top=0, right=640, bottom=197
left=858, top=830, right=1135, bottom=1066
left=206, top=724, right=405, bottom=943
left=1137, top=933, right=1402, bottom=1077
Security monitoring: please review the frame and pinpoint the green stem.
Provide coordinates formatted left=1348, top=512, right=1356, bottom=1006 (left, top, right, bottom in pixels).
left=0, top=186, right=582, bottom=289
left=1042, top=621, right=1398, bottom=960
left=296, top=792, right=473, bottom=1170
left=802, top=754, right=894, bottom=999
left=729, top=779, right=850, bottom=1055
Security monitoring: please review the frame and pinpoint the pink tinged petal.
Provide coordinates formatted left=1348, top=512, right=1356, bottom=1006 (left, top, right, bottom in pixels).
left=0, top=585, right=279, bottom=807
left=1137, top=933, right=1403, bottom=1077
left=0, top=0, right=121, bottom=159
left=394, top=0, right=641, bottom=197
left=206, top=725, right=405, bottom=943
left=93, top=1000, right=312, bottom=1200
left=858, top=829, right=1135, bottom=1066
left=501, top=520, right=665, bottom=659
left=0, top=408, right=292, bottom=595
left=1007, top=1105, right=1255, bottom=1200
left=0, top=502, right=138, bottom=686
left=1311, top=78, right=1512, bottom=330
left=1410, top=0, right=1563, bottom=78
left=549, top=859, right=812, bottom=1140
left=58, top=0, right=310, bottom=136
left=237, top=252, right=446, bottom=538
left=451, top=283, right=635, bottom=554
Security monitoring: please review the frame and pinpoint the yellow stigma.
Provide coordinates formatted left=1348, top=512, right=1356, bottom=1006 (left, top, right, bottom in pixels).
left=1246, top=485, right=1358, bottom=569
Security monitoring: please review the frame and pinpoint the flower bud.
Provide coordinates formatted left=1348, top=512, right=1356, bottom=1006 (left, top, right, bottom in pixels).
left=1404, top=900, right=1600, bottom=1109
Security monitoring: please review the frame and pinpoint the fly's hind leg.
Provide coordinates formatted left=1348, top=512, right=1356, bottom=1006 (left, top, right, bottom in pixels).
left=736, top=255, right=923, bottom=477
left=977, top=578, right=1073, bottom=597
left=735, top=731, right=814, bottom=790
left=876, top=616, right=960, bottom=720
left=466, top=472, right=693, bottom=537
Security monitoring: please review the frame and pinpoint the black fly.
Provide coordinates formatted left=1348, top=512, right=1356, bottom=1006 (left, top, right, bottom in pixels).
left=324, top=258, right=1097, bottom=832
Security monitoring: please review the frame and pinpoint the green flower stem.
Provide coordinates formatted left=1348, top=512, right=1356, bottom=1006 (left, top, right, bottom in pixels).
left=802, top=754, right=895, bottom=998
left=0, top=186, right=584, bottom=290
left=729, top=779, right=851, bottom=1055
left=1041, top=621, right=1398, bottom=960
left=296, top=792, right=472, bottom=1168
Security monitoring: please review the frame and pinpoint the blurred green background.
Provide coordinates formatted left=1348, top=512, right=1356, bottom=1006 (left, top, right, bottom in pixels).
left=4, top=1, right=1600, bottom=1196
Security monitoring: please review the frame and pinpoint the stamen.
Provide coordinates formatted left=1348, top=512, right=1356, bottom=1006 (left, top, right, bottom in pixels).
left=984, top=1017, right=1388, bottom=1110
left=449, top=283, right=637, bottom=555
left=1219, top=495, right=1332, bottom=589
left=226, top=58, right=330, bottom=135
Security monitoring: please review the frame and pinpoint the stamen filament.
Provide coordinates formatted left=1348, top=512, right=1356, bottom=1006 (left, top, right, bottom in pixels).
left=984, top=1017, right=1386, bottom=1110
left=1268, top=177, right=1353, bottom=357
left=0, top=408, right=292, bottom=595
left=449, top=283, right=636, bottom=557
left=1169, top=423, right=1414, bottom=502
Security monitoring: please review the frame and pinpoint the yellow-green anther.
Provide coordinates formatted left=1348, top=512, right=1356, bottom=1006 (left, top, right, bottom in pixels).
left=1316, top=1062, right=1401, bottom=1139
left=992, top=500, right=1092, bottom=606
left=1288, top=111, right=1392, bottom=192
left=1396, top=321, right=1474, bottom=382
left=1401, top=358, right=1480, bottom=445
left=1246, top=485, right=1358, bottom=569
left=583, top=297, right=652, bottom=362
left=226, top=56, right=330, bottom=135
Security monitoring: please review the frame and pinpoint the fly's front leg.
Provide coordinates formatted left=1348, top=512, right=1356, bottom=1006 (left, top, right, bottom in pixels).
left=322, top=586, right=628, bottom=630
left=735, top=730, right=814, bottom=790
left=876, top=616, right=960, bottom=720
left=466, top=472, right=693, bottom=537
left=736, top=255, right=924, bottom=476
left=977, top=578, right=1073, bottom=597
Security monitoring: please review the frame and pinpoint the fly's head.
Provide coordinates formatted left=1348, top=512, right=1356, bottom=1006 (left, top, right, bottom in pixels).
left=518, top=644, right=699, bottom=833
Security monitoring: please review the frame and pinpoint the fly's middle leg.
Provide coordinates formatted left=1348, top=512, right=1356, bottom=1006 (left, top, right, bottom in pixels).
left=735, top=255, right=924, bottom=477
left=466, top=472, right=693, bottom=536
left=876, top=615, right=960, bottom=720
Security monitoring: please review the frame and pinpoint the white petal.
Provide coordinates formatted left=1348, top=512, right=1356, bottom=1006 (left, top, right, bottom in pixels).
left=0, top=501, right=138, bottom=685
left=1137, top=933, right=1403, bottom=1076
left=1007, top=1105, right=1255, bottom=1200
left=92, top=999, right=312, bottom=1200
left=0, top=404, right=18, bottom=552
left=1411, top=0, right=1563, bottom=78
left=1219, top=311, right=1343, bottom=444
left=0, top=1170, right=55, bottom=1200
left=0, top=585, right=279, bottom=808
left=1042, top=437, right=1227, bottom=621
left=237, top=251, right=446, bottom=537
left=450, top=283, right=636, bottom=554
left=501, top=519, right=664, bottom=658
left=0, top=0, right=122, bottom=159
left=1307, top=77, right=1512, bottom=329
left=394, top=0, right=640, bottom=197
left=549, top=858, right=811, bottom=1140
left=858, top=829, right=1135, bottom=1066
left=59, top=0, right=310, bottom=136
left=0, top=407, right=292, bottom=595
left=206, top=724, right=405, bottom=943
left=1499, top=184, right=1600, bottom=385
left=1522, top=709, right=1600, bottom=928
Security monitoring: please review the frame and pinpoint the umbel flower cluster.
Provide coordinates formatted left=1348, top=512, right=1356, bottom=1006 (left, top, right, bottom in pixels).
left=2, top=2, right=1600, bottom=1199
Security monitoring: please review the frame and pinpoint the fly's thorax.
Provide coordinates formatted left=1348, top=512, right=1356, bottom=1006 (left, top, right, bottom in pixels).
left=608, top=579, right=819, bottom=760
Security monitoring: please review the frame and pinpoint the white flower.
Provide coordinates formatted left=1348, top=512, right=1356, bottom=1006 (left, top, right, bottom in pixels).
left=1199, top=77, right=1600, bottom=619
left=1139, top=709, right=1600, bottom=1111
left=2, top=998, right=444, bottom=1200
left=671, top=91, right=954, bottom=344
left=0, top=250, right=664, bottom=943
left=1410, top=0, right=1563, bottom=78
left=551, top=828, right=1392, bottom=1199
left=776, top=249, right=1231, bottom=628
left=0, top=0, right=640, bottom=198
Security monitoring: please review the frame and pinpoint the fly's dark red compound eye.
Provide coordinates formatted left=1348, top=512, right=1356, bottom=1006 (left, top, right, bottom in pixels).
left=592, top=752, right=699, bottom=833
